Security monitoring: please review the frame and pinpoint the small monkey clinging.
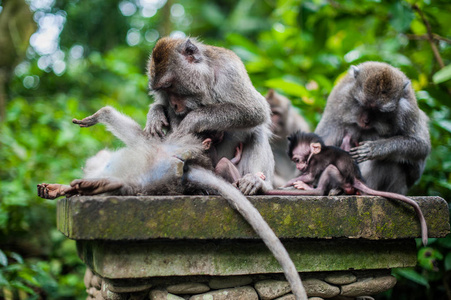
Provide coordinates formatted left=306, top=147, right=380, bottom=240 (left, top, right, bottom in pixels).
left=266, top=131, right=428, bottom=246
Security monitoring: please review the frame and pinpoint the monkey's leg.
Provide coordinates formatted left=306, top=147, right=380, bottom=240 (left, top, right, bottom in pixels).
left=37, top=183, right=76, bottom=199
left=187, top=167, right=308, bottom=300
left=353, top=179, right=428, bottom=246
left=215, top=157, right=241, bottom=184
left=230, top=142, right=243, bottom=165
left=70, top=178, right=123, bottom=195
left=73, top=106, right=146, bottom=147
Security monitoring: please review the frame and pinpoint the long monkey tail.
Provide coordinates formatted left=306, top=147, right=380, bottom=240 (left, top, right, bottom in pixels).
left=186, top=167, right=308, bottom=300
left=353, top=179, right=428, bottom=246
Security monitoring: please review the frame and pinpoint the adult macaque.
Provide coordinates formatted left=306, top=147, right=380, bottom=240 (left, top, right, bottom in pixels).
left=266, top=131, right=428, bottom=246
left=314, top=62, right=431, bottom=195
left=266, top=90, right=310, bottom=187
left=144, top=37, right=274, bottom=195
left=37, top=107, right=307, bottom=300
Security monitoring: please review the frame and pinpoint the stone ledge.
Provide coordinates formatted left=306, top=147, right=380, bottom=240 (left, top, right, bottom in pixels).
left=77, top=239, right=417, bottom=278
left=57, top=195, right=449, bottom=240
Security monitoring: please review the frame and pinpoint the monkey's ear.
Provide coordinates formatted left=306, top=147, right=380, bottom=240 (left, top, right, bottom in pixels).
left=310, top=142, right=322, bottom=155
left=350, top=65, right=360, bottom=78
left=183, top=39, right=201, bottom=63
left=403, top=80, right=411, bottom=93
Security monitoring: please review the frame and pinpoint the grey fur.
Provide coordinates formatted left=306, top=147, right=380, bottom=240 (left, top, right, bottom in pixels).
left=265, top=90, right=310, bottom=187
left=38, top=106, right=307, bottom=300
left=315, top=61, right=431, bottom=194
left=145, top=37, right=274, bottom=194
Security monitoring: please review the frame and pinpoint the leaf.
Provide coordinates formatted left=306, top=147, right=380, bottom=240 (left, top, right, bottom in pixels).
left=394, top=268, right=429, bottom=287
left=264, top=78, right=309, bottom=98
left=433, top=64, right=451, bottom=84
left=0, top=250, right=7, bottom=267
left=445, top=253, right=451, bottom=271
left=10, top=253, right=23, bottom=264
left=389, top=1, right=415, bottom=32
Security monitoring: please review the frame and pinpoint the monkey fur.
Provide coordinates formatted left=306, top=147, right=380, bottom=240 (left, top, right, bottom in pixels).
left=266, top=131, right=428, bottom=246
left=37, top=107, right=308, bottom=300
left=266, top=89, right=310, bottom=188
left=315, top=61, right=431, bottom=195
left=145, top=37, right=274, bottom=195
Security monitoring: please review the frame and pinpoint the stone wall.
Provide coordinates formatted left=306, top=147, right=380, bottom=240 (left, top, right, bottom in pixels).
left=84, top=269, right=396, bottom=300
left=56, top=195, right=450, bottom=300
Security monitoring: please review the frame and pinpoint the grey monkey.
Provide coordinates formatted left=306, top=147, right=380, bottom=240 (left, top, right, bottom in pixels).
left=144, top=37, right=274, bottom=195
left=37, top=106, right=308, bottom=300
left=266, top=89, right=310, bottom=187
left=315, top=61, right=431, bottom=194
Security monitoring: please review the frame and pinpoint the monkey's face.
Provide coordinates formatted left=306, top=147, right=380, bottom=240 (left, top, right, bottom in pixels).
left=291, top=143, right=311, bottom=172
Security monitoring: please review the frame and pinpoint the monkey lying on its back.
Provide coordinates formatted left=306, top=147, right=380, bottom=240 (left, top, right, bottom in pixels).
left=37, top=106, right=308, bottom=300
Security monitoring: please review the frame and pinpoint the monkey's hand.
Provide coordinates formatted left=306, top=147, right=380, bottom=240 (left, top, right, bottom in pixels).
left=235, top=173, right=267, bottom=195
left=144, top=106, right=169, bottom=137
left=293, top=181, right=313, bottom=190
left=349, top=141, right=377, bottom=163
left=73, top=115, right=99, bottom=127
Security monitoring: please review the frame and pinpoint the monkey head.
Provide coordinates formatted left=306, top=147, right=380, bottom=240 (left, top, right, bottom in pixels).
left=148, top=37, right=215, bottom=117
left=287, top=131, right=324, bottom=172
left=347, top=62, right=411, bottom=133
left=266, top=89, right=290, bottom=136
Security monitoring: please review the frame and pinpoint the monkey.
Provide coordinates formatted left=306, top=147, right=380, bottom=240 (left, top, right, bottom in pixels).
left=265, top=89, right=310, bottom=187
left=314, top=61, right=431, bottom=195
left=265, top=131, right=428, bottom=246
left=144, top=37, right=274, bottom=195
left=37, top=107, right=308, bottom=300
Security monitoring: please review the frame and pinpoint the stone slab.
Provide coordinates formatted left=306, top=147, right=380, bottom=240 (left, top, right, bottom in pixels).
left=77, top=239, right=417, bottom=279
left=58, top=195, right=449, bottom=240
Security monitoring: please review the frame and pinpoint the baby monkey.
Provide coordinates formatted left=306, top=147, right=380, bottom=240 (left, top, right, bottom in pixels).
left=266, top=131, right=428, bottom=246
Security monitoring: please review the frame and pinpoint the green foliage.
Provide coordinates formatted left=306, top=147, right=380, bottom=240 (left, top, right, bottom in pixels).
left=1, top=0, right=450, bottom=299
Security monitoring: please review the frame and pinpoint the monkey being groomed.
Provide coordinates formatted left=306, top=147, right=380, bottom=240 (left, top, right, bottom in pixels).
left=266, top=131, right=428, bottom=246
left=37, top=106, right=308, bottom=300
left=315, top=61, right=431, bottom=195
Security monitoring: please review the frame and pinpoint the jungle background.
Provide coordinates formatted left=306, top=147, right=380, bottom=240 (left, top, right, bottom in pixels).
left=0, top=0, right=450, bottom=299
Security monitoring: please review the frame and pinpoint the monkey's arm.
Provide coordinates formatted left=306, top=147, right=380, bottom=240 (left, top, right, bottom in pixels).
left=144, top=102, right=170, bottom=137
left=174, top=103, right=268, bottom=135
left=283, top=173, right=315, bottom=188
left=73, top=106, right=146, bottom=147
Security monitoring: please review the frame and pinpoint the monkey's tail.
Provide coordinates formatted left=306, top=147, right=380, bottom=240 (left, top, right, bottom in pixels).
left=265, top=189, right=323, bottom=196
left=353, top=179, right=428, bottom=246
left=186, top=167, right=308, bottom=300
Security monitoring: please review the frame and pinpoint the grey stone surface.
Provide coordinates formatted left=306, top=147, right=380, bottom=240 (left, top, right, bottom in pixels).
left=303, top=279, right=340, bottom=298
left=324, top=272, right=357, bottom=285
left=208, top=276, right=253, bottom=289
left=57, top=196, right=449, bottom=240
left=78, top=239, right=417, bottom=278
left=275, top=293, right=296, bottom=299
left=254, top=280, right=291, bottom=299
left=341, top=276, right=397, bottom=297
left=149, top=289, right=185, bottom=300
left=189, top=286, right=258, bottom=300
left=166, top=283, right=210, bottom=295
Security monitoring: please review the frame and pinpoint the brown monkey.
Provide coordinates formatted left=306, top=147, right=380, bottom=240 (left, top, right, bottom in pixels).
left=144, top=37, right=274, bottom=195
left=266, top=131, right=428, bottom=246
left=314, top=61, right=431, bottom=195
left=266, top=89, right=310, bottom=187
left=37, top=107, right=308, bottom=300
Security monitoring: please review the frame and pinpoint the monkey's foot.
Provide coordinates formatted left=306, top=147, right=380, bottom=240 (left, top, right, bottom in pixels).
left=72, top=115, right=99, bottom=127
left=37, top=183, right=74, bottom=199
left=236, top=173, right=265, bottom=195
left=293, top=181, right=313, bottom=190
left=71, top=178, right=123, bottom=195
